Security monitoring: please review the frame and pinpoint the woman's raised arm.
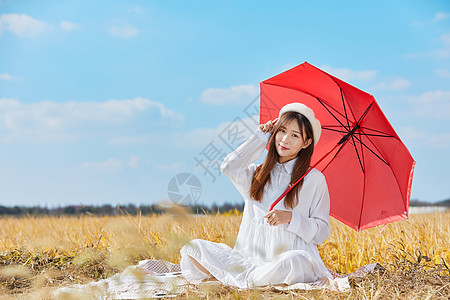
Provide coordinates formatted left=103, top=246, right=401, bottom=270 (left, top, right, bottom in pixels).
left=220, top=128, right=270, bottom=197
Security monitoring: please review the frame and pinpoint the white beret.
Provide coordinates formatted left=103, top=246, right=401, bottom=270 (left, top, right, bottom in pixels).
left=278, top=103, right=321, bottom=146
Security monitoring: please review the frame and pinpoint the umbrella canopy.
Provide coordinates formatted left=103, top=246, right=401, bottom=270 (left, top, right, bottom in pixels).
left=261, top=62, right=415, bottom=231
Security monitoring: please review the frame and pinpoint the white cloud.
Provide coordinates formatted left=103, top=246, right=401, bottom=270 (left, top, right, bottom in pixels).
left=60, top=20, right=80, bottom=32
left=109, top=24, right=139, bottom=38
left=383, top=90, right=450, bottom=150
left=410, top=90, right=450, bottom=104
left=0, top=73, right=13, bottom=80
left=435, top=68, right=450, bottom=78
left=128, top=6, right=146, bottom=14
left=277, top=63, right=297, bottom=74
left=152, top=162, right=185, bottom=172
left=0, top=14, right=48, bottom=37
left=412, top=12, right=450, bottom=26
left=406, top=32, right=450, bottom=59
left=320, top=65, right=411, bottom=91
left=108, top=104, right=261, bottom=147
left=441, top=33, right=450, bottom=45
left=428, top=132, right=450, bottom=149
left=401, top=90, right=450, bottom=119
left=108, top=114, right=260, bottom=149
left=200, top=84, right=258, bottom=105
left=435, top=33, right=450, bottom=58
left=397, top=127, right=427, bottom=143
left=176, top=127, right=223, bottom=147
left=398, top=127, right=450, bottom=150
left=78, top=156, right=187, bottom=173
left=128, top=156, right=140, bottom=168
left=79, top=156, right=140, bottom=171
left=0, top=97, right=184, bottom=142
left=108, top=136, right=150, bottom=145
left=79, top=158, right=125, bottom=170
left=320, top=65, right=378, bottom=82
left=404, top=52, right=423, bottom=59
left=175, top=115, right=258, bottom=148
left=373, top=78, right=411, bottom=91
left=432, top=12, right=450, bottom=23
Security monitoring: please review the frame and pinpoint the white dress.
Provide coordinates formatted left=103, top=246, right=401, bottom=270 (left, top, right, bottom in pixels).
left=180, top=129, right=333, bottom=289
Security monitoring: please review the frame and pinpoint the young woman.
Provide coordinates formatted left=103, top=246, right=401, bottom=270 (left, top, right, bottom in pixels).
left=180, top=102, right=333, bottom=288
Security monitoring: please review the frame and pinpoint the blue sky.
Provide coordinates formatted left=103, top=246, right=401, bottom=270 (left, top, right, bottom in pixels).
left=0, top=0, right=449, bottom=207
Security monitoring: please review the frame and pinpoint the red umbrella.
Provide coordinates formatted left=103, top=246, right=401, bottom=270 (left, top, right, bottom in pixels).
left=261, top=62, right=415, bottom=231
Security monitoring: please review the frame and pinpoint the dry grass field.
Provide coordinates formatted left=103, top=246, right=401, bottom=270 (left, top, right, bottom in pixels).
left=0, top=206, right=449, bottom=299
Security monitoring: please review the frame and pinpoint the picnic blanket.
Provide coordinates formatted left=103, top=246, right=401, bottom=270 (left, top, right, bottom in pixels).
left=54, top=259, right=379, bottom=299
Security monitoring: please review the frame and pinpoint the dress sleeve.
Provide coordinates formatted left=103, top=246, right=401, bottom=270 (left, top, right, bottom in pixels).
left=287, top=173, right=331, bottom=245
left=220, top=129, right=271, bottom=197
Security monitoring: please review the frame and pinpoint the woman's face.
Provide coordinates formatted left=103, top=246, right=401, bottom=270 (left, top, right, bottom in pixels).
left=275, top=119, right=312, bottom=163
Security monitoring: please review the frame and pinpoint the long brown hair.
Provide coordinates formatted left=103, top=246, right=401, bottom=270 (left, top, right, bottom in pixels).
left=250, top=111, right=315, bottom=209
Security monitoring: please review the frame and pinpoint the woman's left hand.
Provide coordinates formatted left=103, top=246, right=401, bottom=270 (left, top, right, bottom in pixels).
left=264, top=210, right=292, bottom=226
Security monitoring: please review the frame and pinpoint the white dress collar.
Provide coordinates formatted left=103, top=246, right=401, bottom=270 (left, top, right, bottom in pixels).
left=275, top=157, right=298, bottom=174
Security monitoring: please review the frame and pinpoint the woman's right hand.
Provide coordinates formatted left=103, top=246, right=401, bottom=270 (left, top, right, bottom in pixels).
left=258, top=118, right=278, bottom=134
